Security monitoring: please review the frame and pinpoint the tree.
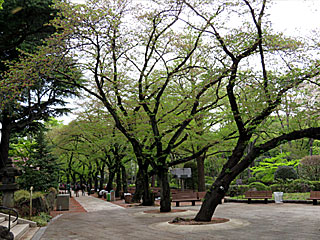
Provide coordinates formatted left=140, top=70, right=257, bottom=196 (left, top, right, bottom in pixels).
left=48, top=0, right=218, bottom=211
left=48, top=102, right=132, bottom=194
left=17, top=0, right=320, bottom=220
left=14, top=124, right=60, bottom=191
left=181, top=0, right=320, bottom=221
left=250, top=152, right=299, bottom=184
left=299, top=155, right=320, bottom=181
left=0, top=0, right=79, bottom=172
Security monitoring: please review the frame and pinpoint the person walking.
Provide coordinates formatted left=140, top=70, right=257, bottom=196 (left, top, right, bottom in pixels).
left=81, top=183, right=86, bottom=196
left=75, top=183, right=80, bottom=197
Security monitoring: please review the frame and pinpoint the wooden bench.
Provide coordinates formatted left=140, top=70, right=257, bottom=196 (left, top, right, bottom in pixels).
left=171, top=192, right=200, bottom=207
left=307, top=191, right=320, bottom=205
left=244, top=191, right=272, bottom=204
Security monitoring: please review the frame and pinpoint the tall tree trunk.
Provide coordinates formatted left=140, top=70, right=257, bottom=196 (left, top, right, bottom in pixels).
left=94, top=172, right=99, bottom=192
left=106, top=170, right=115, bottom=191
left=115, top=168, right=121, bottom=198
left=197, top=155, right=206, bottom=192
left=159, top=169, right=171, bottom=212
left=99, top=168, right=105, bottom=191
left=121, top=165, right=128, bottom=193
left=132, top=167, right=152, bottom=205
left=88, top=176, right=92, bottom=195
left=151, top=175, right=155, bottom=187
left=0, top=118, right=11, bottom=170
left=194, top=183, right=225, bottom=221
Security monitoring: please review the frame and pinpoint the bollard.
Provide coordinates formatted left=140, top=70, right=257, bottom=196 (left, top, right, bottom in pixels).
left=30, top=186, right=33, bottom=218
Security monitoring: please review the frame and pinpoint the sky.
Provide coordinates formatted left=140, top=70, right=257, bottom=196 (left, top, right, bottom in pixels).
left=58, top=0, right=320, bottom=124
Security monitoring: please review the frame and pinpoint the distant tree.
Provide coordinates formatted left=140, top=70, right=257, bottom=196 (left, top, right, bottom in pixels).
left=274, top=166, right=298, bottom=182
left=13, top=124, right=60, bottom=191
left=299, top=155, right=320, bottom=181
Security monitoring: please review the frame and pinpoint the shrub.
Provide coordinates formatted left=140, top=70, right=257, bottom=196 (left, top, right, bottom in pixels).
left=205, top=176, right=214, bottom=185
left=299, top=155, right=320, bottom=181
left=30, top=212, right=52, bottom=227
left=270, top=184, right=282, bottom=192
left=274, top=166, right=298, bottom=182
left=286, top=179, right=314, bottom=193
left=248, top=182, right=269, bottom=191
left=310, top=181, right=320, bottom=190
left=248, top=177, right=257, bottom=184
left=227, top=185, right=250, bottom=197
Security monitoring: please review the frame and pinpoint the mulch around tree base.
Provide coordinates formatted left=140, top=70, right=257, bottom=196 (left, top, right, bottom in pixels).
left=169, top=217, right=230, bottom=225
left=143, top=209, right=187, bottom=214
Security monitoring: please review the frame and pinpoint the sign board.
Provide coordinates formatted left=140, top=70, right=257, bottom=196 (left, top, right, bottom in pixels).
left=170, top=168, right=192, bottom=179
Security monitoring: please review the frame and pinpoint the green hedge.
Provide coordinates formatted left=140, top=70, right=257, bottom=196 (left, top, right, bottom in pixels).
left=227, top=185, right=250, bottom=197
left=227, top=180, right=320, bottom=196
left=248, top=182, right=270, bottom=191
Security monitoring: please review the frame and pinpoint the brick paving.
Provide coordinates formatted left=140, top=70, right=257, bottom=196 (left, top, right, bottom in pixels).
left=50, top=196, right=86, bottom=218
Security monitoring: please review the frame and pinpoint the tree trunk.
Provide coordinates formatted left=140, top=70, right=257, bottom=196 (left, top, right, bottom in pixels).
left=106, top=171, right=115, bottom=192
left=121, top=165, right=128, bottom=193
left=87, top=177, right=92, bottom=195
left=194, top=184, right=225, bottom=221
left=197, top=155, right=206, bottom=192
left=132, top=167, right=153, bottom=205
left=115, top=169, right=121, bottom=198
left=0, top=118, right=12, bottom=170
left=99, top=168, right=105, bottom=191
left=159, top=169, right=171, bottom=212
left=94, top=173, right=99, bottom=192
left=151, top=175, right=155, bottom=187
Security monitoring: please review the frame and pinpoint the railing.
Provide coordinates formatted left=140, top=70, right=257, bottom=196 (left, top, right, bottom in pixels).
left=0, top=206, right=18, bottom=231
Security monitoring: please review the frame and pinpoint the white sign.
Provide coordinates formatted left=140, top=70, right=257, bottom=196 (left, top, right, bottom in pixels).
left=170, top=168, right=192, bottom=178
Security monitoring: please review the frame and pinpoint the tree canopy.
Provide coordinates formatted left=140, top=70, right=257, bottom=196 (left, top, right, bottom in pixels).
left=5, top=0, right=320, bottom=221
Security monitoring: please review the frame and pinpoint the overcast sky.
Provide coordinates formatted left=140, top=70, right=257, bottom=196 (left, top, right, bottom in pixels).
left=270, top=0, right=319, bottom=35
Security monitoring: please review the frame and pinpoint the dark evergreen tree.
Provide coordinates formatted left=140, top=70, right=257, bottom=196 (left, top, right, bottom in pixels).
left=16, top=125, right=60, bottom=191
left=0, top=0, right=80, bottom=171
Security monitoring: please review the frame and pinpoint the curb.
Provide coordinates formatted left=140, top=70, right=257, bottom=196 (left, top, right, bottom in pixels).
left=224, top=198, right=314, bottom=204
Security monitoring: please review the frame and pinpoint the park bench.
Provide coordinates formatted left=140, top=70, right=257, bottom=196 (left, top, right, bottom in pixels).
left=307, top=191, right=320, bottom=205
left=244, top=191, right=272, bottom=204
left=196, top=191, right=224, bottom=204
left=171, top=191, right=200, bottom=207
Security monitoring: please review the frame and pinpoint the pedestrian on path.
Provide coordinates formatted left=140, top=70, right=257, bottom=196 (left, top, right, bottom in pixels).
left=81, top=183, right=86, bottom=196
left=75, top=182, right=80, bottom=197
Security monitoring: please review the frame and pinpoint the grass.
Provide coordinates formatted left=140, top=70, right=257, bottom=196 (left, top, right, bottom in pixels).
left=28, top=212, right=52, bottom=227
left=230, top=192, right=310, bottom=201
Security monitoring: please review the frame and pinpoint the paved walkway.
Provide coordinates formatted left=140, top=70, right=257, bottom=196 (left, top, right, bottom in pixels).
left=35, top=194, right=320, bottom=240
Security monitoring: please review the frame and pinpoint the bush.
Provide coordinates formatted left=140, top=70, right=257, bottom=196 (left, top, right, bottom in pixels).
left=270, top=184, right=282, bottom=192
left=269, top=180, right=320, bottom=192
left=14, top=190, right=44, bottom=205
left=205, top=176, right=214, bottom=185
left=286, top=179, right=314, bottom=193
left=310, top=181, right=320, bottom=190
left=274, top=166, right=298, bottom=182
left=14, top=190, right=48, bottom=217
left=299, top=155, right=320, bottom=181
left=248, top=182, right=269, bottom=191
left=248, top=177, right=257, bottom=184
left=227, top=185, right=250, bottom=197
left=30, top=212, right=52, bottom=227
